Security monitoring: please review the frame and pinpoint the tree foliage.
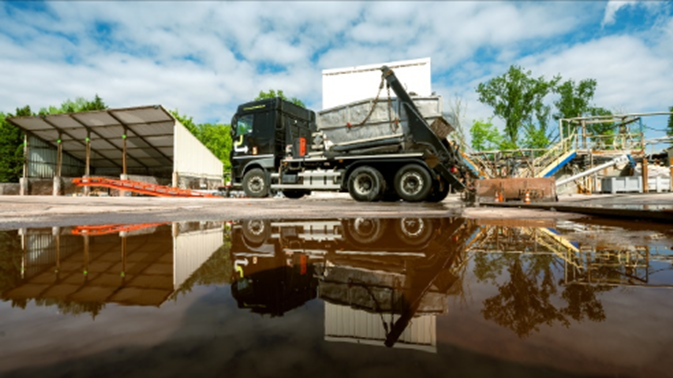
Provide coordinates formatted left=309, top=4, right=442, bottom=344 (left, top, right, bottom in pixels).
left=476, top=65, right=559, bottom=147
left=38, top=94, right=107, bottom=115
left=553, top=79, right=597, bottom=121
left=0, top=106, right=32, bottom=182
left=474, top=244, right=608, bottom=338
left=521, top=123, right=550, bottom=149
left=587, top=107, right=614, bottom=136
left=255, top=89, right=305, bottom=108
left=470, top=118, right=501, bottom=151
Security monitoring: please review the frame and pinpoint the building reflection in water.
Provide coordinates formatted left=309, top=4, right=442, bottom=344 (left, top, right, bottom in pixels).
left=230, top=217, right=673, bottom=349
left=1, top=222, right=226, bottom=317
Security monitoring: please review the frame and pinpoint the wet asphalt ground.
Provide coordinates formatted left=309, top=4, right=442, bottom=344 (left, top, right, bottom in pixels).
left=0, top=192, right=671, bottom=230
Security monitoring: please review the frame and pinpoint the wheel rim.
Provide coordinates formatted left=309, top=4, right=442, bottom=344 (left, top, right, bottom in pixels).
left=400, top=171, right=424, bottom=196
left=354, top=173, right=374, bottom=196
left=400, top=218, right=424, bottom=238
left=248, top=176, right=265, bottom=194
left=348, top=218, right=383, bottom=243
left=246, top=220, right=266, bottom=236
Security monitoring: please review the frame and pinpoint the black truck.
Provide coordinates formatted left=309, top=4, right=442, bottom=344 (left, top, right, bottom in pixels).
left=229, top=66, right=469, bottom=202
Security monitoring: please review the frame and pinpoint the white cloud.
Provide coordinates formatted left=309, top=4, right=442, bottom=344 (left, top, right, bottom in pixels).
left=0, top=0, right=670, bottom=135
left=602, top=0, right=638, bottom=26
left=521, top=35, right=673, bottom=113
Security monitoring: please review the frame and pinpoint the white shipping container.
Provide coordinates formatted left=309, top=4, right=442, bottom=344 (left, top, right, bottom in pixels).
left=322, top=57, right=432, bottom=109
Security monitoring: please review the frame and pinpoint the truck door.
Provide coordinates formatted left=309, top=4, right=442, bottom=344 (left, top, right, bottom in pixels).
left=252, top=111, right=275, bottom=156
left=233, top=111, right=275, bottom=157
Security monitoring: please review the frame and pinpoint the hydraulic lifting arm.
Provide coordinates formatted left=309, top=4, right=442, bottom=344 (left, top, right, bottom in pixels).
left=380, top=66, right=467, bottom=191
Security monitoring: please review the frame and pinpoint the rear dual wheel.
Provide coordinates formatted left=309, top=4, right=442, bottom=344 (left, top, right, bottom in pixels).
left=348, top=166, right=386, bottom=202
left=394, top=164, right=433, bottom=202
left=427, top=177, right=450, bottom=202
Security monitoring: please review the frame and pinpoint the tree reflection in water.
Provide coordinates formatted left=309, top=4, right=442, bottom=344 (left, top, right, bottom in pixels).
left=473, top=226, right=610, bottom=338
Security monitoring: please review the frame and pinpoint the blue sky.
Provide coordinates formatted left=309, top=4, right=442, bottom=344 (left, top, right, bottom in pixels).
left=0, top=1, right=671, bottom=145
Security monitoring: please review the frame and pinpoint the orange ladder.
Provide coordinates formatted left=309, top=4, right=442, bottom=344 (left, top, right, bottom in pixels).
left=71, top=222, right=168, bottom=236
left=72, top=177, right=217, bottom=198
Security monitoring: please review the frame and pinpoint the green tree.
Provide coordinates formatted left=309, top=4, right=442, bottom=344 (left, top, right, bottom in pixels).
left=474, top=246, right=608, bottom=338
left=553, top=79, right=597, bottom=120
left=587, top=107, right=614, bottom=135
left=553, top=78, right=598, bottom=139
left=476, top=65, right=559, bottom=147
left=38, top=94, right=107, bottom=115
left=470, top=118, right=501, bottom=151
left=170, top=110, right=199, bottom=135
left=199, top=123, right=233, bottom=172
left=0, top=106, right=32, bottom=182
left=521, top=123, right=550, bottom=149
left=255, top=89, right=305, bottom=108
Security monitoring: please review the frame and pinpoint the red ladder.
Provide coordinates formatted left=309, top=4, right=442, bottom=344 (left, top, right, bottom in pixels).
left=72, top=177, right=217, bottom=198
left=71, top=222, right=168, bottom=236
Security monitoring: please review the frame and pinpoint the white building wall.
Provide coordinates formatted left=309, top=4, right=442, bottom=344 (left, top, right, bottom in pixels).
left=324, top=302, right=437, bottom=353
left=322, top=57, right=432, bottom=110
left=173, top=226, right=224, bottom=289
left=173, top=121, right=223, bottom=180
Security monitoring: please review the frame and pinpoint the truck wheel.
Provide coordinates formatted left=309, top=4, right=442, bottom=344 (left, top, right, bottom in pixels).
left=242, top=219, right=270, bottom=246
left=427, top=178, right=450, bottom=202
left=283, top=190, right=309, bottom=199
left=242, top=168, right=269, bottom=198
left=395, top=217, right=434, bottom=246
left=394, top=164, right=432, bottom=202
left=348, top=166, right=385, bottom=202
left=345, top=218, right=385, bottom=244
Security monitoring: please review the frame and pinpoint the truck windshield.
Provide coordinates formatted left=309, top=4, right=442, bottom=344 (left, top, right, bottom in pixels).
left=235, top=114, right=254, bottom=136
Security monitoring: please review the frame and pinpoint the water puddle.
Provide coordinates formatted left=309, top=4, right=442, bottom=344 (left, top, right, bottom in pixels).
left=1, top=217, right=672, bottom=377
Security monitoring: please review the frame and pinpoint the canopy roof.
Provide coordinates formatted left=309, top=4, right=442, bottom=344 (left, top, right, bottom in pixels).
left=8, top=105, right=176, bottom=170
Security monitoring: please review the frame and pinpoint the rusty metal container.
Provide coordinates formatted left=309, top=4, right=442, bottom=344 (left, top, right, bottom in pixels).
left=316, top=96, right=446, bottom=149
left=475, top=177, right=558, bottom=203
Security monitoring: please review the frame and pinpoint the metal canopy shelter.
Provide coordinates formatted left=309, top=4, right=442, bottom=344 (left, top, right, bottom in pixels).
left=8, top=105, right=175, bottom=176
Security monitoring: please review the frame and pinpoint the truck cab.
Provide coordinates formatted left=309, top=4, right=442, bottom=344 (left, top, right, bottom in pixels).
left=230, top=98, right=315, bottom=197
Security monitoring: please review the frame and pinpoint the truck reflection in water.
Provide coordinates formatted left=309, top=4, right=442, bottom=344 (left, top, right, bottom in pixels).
left=231, top=217, right=475, bottom=352
left=0, top=222, right=226, bottom=317
left=231, top=217, right=673, bottom=346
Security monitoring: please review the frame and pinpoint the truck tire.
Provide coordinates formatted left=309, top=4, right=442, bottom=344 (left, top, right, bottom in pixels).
left=394, top=164, right=432, bottom=202
left=427, top=178, right=450, bottom=202
left=243, top=168, right=269, bottom=198
left=348, top=166, right=385, bottom=202
left=242, top=219, right=270, bottom=246
left=283, top=190, right=309, bottom=199
left=345, top=218, right=385, bottom=244
left=395, top=217, right=434, bottom=246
